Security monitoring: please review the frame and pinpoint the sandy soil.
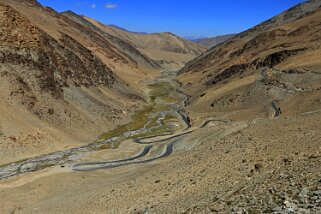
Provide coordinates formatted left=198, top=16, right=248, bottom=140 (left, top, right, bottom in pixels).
left=177, top=1, right=321, bottom=124
left=0, top=1, right=320, bottom=213
left=0, top=110, right=320, bottom=213
left=0, top=0, right=161, bottom=166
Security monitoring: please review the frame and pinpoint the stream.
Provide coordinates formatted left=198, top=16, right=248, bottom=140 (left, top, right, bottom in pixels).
left=0, top=70, right=192, bottom=179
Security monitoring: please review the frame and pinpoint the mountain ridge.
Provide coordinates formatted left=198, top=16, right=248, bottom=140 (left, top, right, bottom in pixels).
left=108, top=24, right=148, bottom=35
left=177, top=0, right=321, bottom=122
left=192, top=34, right=237, bottom=48
left=0, top=0, right=161, bottom=164
left=1, top=1, right=321, bottom=213
left=84, top=16, right=205, bottom=69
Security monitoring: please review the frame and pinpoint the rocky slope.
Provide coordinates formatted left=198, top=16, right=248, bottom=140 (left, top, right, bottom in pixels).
left=178, top=0, right=321, bottom=123
left=84, top=17, right=205, bottom=69
left=1, top=108, right=320, bottom=214
left=193, top=34, right=236, bottom=48
left=0, top=0, right=162, bottom=165
left=61, top=11, right=160, bottom=71
left=0, top=1, right=321, bottom=213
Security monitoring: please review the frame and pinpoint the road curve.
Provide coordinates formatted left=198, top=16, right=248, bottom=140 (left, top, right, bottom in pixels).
left=272, top=101, right=281, bottom=117
left=72, top=118, right=229, bottom=172
left=133, top=130, right=194, bottom=144
left=200, top=119, right=229, bottom=128
left=177, top=110, right=192, bottom=129
left=72, top=145, right=153, bottom=169
left=1, top=71, right=229, bottom=179
left=72, top=72, right=231, bottom=171
left=72, top=138, right=181, bottom=172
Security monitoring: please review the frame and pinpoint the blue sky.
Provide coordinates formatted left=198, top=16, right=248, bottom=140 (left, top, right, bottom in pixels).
left=38, top=0, right=305, bottom=37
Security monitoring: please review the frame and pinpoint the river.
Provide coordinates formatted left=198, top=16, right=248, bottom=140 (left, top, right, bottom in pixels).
left=0, top=70, right=191, bottom=179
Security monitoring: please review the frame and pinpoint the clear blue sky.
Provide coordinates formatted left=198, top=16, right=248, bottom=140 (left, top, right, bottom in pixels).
left=38, top=0, right=305, bottom=37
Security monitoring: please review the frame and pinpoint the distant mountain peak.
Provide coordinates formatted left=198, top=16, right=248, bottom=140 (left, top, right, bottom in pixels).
left=184, top=36, right=207, bottom=41
left=108, top=24, right=147, bottom=35
left=190, top=34, right=237, bottom=48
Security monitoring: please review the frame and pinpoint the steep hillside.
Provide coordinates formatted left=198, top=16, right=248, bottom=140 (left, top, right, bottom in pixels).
left=193, top=34, right=236, bottom=48
left=61, top=11, right=159, bottom=72
left=109, top=24, right=148, bottom=35
left=1, top=1, right=321, bottom=213
left=0, top=0, right=159, bottom=165
left=178, top=0, right=321, bottom=124
left=84, top=17, right=205, bottom=69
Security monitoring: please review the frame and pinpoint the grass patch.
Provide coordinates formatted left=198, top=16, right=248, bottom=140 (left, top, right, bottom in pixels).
left=95, top=144, right=112, bottom=151
left=151, top=144, right=167, bottom=155
left=97, top=104, right=155, bottom=141
left=129, top=125, right=170, bottom=140
left=96, top=81, right=183, bottom=143
left=148, top=83, right=175, bottom=98
left=157, top=96, right=178, bottom=103
left=93, top=141, right=121, bottom=151
left=146, top=116, right=161, bottom=129
left=164, top=113, right=177, bottom=121
left=35, top=163, right=55, bottom=171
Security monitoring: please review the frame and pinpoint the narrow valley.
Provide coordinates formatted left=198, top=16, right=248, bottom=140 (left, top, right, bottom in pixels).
left=1, top=0, right=321, bottom=213
left=0, top=70, right=192, bottom=179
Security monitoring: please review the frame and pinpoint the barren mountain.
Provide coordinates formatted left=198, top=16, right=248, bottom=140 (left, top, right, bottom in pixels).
left=109, top=24, right=148, bottom=35
left=1, top=1, right=321, bottom=214
left=193, top=34, right=236, bottom=48
left=178, top=0, right=321, bottom=123
left=84, top=17, right=206, bottom=69
left=0, top=0, right=161, bottom=165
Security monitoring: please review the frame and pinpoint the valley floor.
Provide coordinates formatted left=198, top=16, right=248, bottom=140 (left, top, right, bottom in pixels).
left=3, top=0, right=321, bottom=213
left=0, top=98, right=320, bottom=213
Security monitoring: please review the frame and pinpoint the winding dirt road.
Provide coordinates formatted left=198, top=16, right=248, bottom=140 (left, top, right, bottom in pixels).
left=72, top=118, right=228, bottom=172
left=0, top=70, right=193, bottom=179
left=272, top=101, right=281, bottom=117
left=0, top=70, right=231, bottom=179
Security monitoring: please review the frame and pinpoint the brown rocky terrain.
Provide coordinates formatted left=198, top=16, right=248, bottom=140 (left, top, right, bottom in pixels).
left=178, top=0, right=321, bottom=124
left=0, top=0, right=163, bottom=165
left=0, top=0, right=320, bottom=213
left=84, top=17, right=205, bottom=69
left=0, top=108, right=320, bottom=214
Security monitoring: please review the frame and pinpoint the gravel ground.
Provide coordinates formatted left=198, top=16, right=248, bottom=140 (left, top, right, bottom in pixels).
left=0, top=111, right=320, bottom=214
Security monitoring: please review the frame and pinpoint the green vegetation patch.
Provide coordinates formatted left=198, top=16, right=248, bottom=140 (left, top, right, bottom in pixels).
left=96, top=81, right=183, bottom=144
left=35, top=163, right=55, bottom=171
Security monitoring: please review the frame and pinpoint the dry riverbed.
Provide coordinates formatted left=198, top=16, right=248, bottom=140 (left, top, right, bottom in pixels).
left=0, top=70, right=320, bottom=214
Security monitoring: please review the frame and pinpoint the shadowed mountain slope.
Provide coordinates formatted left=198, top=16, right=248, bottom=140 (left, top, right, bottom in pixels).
left=0, top=0, right=162, bottom=164
left=178, top=0, right=321, bottom=123
left=84, top=17, right=206, bottom=69
left=193, top=34, right=236, bottom=48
